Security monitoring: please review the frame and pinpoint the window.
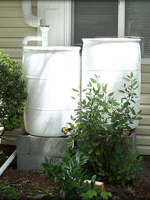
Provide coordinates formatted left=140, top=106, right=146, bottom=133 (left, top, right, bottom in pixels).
left=74, top=0, right=118, bottom=46
left=73, top=0, right=150, bottom=61
left=125, top=0, right=150, bottom=59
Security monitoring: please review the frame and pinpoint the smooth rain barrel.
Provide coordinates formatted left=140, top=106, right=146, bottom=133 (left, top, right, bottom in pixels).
left=82, top=38, right=141, bottom=128
left=22, top=46, right=80, bottom=137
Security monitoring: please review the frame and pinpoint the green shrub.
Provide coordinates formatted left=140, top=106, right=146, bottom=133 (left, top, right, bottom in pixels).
left=0, top=51, right=27, bottom=131
left=67, top=72, right=142, bottom=184
left=42, top=152, right=111, bottom=200
left=42, top=72, right=142, bottom=200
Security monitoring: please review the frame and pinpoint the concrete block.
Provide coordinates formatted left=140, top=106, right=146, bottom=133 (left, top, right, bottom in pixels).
left=17, top=155, right=60, bottom=171
left=17, top=155, right=45, bottom=170
left=17, top=135, right=31, bottom=155
left=17, top=135, right=68, bottom=170
left=17, top=135, right=67, bottom=157
left=30, top=136, right=67, bottom=157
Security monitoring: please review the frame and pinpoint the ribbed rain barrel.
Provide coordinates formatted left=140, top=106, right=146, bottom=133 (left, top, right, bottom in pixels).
left=82, top=38, right=141, bottom=128
left=22, top=46, right=80, bottom=137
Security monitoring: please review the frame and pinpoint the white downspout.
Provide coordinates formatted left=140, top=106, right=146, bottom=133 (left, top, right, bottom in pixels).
left=0, top=150, right=16, bottom=176
left=22, top=0, right=45, bottom=27
left=22, top=0, right=49, bottom=47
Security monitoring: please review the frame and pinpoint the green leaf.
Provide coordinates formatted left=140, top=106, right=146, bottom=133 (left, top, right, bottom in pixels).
left=81, top=190, right=97, bottom=200
left=88, top=81, right=92, bottom=87
left=118, top=90, right=125, bottom=94
left=102, top=84, right=107, bottom=92
left=132, top=81, right=138, bottom=87
left=123, top=77, right=130, bottom=82
left=72, top=88, right=79, bottom=92
left=91, top=175, right=96, bottom=184
left=131, top=108, right=136, bottom=115
left=136, top=116, right=142, bottom=120
left=101, top=190, right=112, bottom=200
left=131, top=99, right=136, bottom=103
left=71, top=96, right=76, bottom=100
left=90, top=78, right=97, bottom=83
left=89, top=149, right=93, bottom=154
left=95, top=151, right=100, bottom=156
left=97, top=83, right=101, bottom=89
left=108, top=92, right=114, bottom=97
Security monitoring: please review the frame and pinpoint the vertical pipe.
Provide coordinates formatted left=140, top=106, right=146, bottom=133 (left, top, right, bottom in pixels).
left=118, top=0, right=125, bottom=37
left=40, top=26, right=50, bottom=47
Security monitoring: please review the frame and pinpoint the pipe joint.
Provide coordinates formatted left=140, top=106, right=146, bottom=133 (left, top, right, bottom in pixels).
left=23, top=36, right=44, bottom=46
left=22, top=0, right=46, bottom=27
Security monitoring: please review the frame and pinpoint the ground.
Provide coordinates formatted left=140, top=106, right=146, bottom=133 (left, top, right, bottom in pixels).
left=105, top=156, right=150, bottom=200
left=0, top=145, right=150, bottom=200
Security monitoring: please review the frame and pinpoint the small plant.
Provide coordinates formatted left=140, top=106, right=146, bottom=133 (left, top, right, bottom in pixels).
left=42, top=152, right=89, bottom=199
left=67, top=72, right=142, bottom=184
left=0, top=51, right=27, bottom=132
left=0, top=184, right=21, bottom=200
left=42, top=152, right=111, bottom=199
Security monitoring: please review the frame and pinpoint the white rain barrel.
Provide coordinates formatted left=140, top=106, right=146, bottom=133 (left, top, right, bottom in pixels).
left=22, top=46, right=80, bottom=137
left=82, top=38, right=141, bottom=128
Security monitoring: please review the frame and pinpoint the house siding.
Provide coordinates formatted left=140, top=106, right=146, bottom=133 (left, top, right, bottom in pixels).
left=0, top=0, right=37, bottom=65
left=0, top=0, right=150, bottom=155
left=137, top=65, right=150, bottom=155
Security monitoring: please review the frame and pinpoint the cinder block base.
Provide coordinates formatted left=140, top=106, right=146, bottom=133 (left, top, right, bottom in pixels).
left=17, top=155, right=60, bottom=171
left=17, top=135, right=67, bottom=170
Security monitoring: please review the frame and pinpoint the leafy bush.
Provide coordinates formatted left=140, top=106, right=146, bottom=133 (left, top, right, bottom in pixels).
left=42, top=152, right=111, bottom=200
left=0, top=51, right=27, bottom=131
left=42, top=73, right=142, bottom=200
left=67, top=73, right=142, bottom=184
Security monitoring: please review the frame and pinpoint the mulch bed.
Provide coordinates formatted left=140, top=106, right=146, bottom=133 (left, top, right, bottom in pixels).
left=0, top=145, right=150, bottom=200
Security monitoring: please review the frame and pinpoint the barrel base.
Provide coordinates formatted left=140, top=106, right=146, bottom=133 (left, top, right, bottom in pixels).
left=17, top=135, right=67, bottom=170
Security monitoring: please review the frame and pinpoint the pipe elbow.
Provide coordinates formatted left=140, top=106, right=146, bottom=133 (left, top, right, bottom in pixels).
left=23, top=15, right=41, bottom=27
left=23, top=36, right=44, bottom=46
left=22, top=0, right=46, bottom=27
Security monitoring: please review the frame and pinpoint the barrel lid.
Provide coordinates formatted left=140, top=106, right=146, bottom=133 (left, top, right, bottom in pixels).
left=82, top=38, right=141, bottom=43
left=23, top=46, right=81, bottom=52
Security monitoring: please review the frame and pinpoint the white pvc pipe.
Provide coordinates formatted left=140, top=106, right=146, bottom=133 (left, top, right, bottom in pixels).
left=22, top=26, right=49, bottom=47
left=40, top=26, right=49, bottom=47
left=23, top=36, right=44, bottom=46
left=22, top=0, right=44, bottom=27
left=0, top=150, right=16, bottom=176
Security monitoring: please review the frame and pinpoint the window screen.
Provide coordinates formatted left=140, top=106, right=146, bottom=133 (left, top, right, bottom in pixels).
left=125, top=0, right=150, bottom=58
left=73, top=0, right=118, bottom=46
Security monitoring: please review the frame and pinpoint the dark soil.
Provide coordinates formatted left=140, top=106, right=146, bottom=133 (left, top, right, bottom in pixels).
left=0, top=145, right=150, bottom=200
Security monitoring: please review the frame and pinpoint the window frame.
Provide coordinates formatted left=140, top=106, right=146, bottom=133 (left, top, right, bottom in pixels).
left=72, top=0, right=150, bottom=64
